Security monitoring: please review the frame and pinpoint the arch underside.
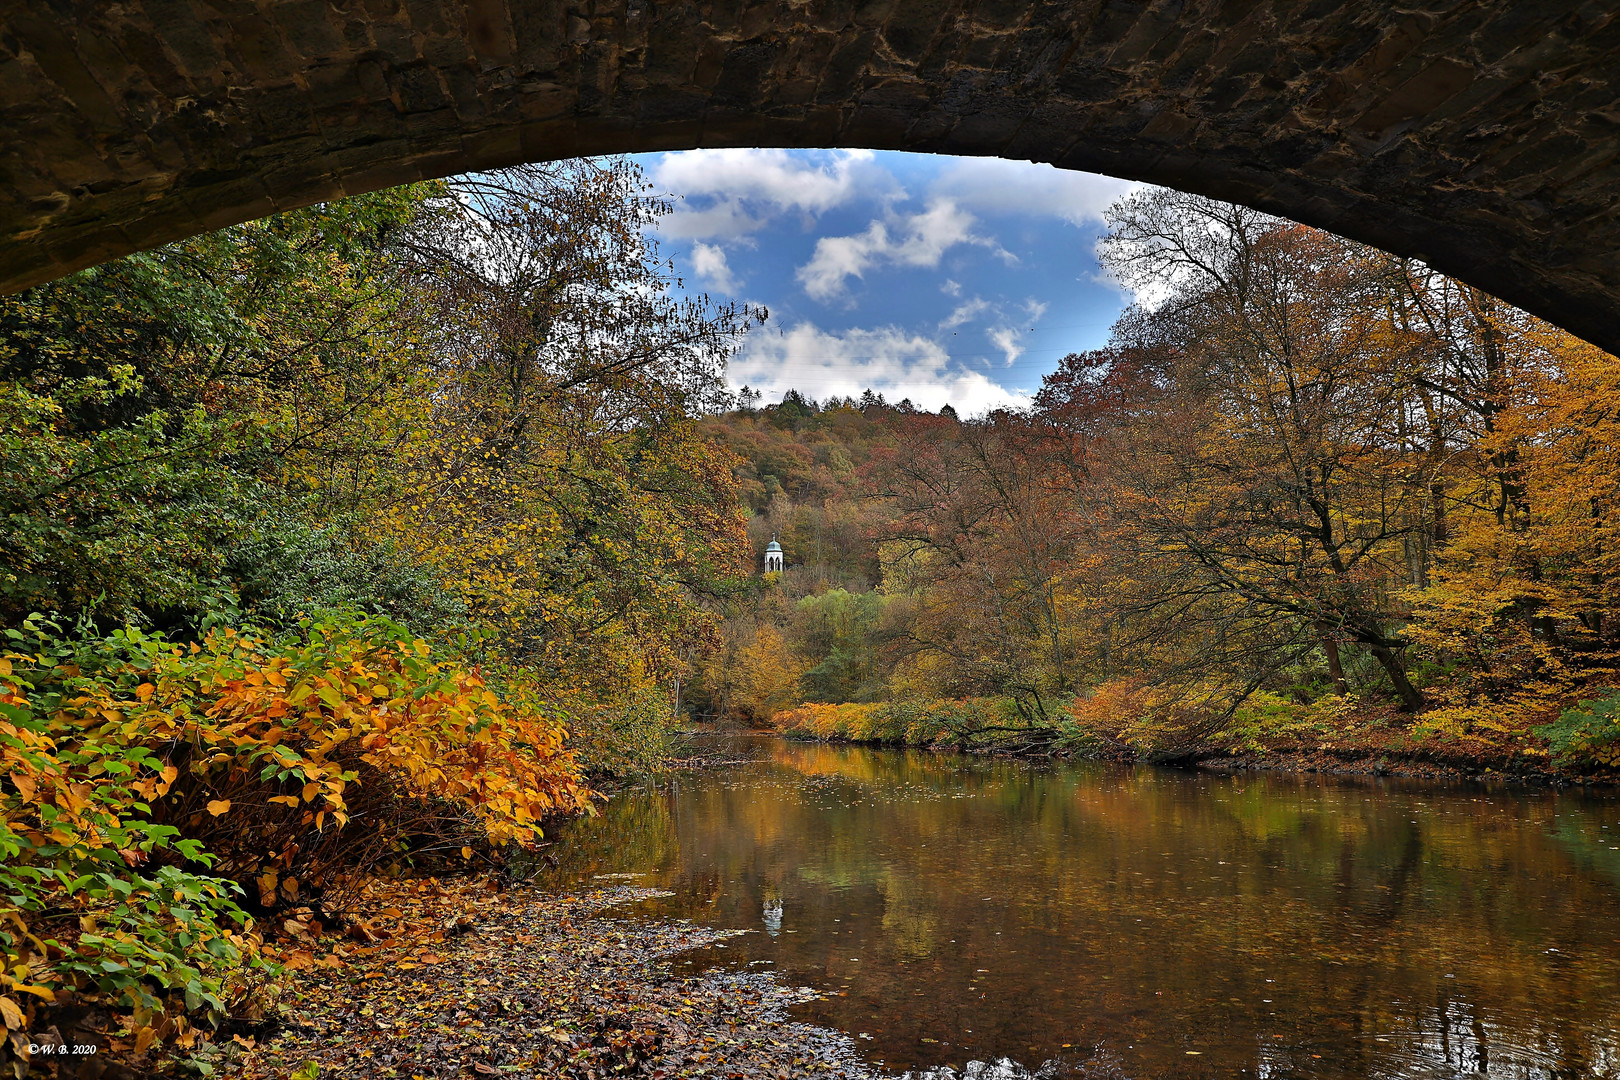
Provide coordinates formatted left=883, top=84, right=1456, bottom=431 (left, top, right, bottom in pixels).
left=2, top=1, right=1617, bottom=353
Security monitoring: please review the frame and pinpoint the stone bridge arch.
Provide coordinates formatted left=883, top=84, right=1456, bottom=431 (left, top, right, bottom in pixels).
left=2, top=2, right=1618, bottom=352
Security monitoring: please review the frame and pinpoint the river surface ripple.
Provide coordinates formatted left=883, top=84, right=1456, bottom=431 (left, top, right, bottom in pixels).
left=542, top=736, right=1620, bottom=1079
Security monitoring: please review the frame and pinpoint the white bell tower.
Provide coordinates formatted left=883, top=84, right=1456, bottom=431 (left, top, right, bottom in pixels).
left=763, top=536, right=784, bottom=573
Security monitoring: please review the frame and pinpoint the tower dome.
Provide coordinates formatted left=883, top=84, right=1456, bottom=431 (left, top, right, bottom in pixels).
left=763, top=536, right=784, bottom=573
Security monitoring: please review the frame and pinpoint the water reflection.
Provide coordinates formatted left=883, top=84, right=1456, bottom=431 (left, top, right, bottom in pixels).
left=543, top=737, right=1620, bottom=1079
left=764, top=894, right=784, bottom=935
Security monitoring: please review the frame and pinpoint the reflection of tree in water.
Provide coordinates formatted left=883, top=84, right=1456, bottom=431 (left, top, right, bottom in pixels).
left=601, top=742, right=1620, bottom=1079
left=770, top=741, right=1023, bottom=793
left=877, top=874, right=940, bottom=960
left=1548, top=814, right=1620, bottom=890
left=526, top=788, right=677, bottom=886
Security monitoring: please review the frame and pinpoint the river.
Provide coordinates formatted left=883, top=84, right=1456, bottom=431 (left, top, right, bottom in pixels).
left=540, top=736, right=1620, bottom=1078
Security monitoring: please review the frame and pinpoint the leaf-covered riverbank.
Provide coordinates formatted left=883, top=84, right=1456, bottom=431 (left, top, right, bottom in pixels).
left=222, top=881, right=877, bottom=1080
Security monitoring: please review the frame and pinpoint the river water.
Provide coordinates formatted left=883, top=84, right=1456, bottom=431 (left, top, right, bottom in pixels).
left=541, top=736, right=1620, bottom=1078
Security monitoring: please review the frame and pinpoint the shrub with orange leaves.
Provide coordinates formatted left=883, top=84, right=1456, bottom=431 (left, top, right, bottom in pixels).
left=0, top=611, right=592, bottom=1069
left=167, top=614, right=594, bottom=855
left=1064, top=678, right=1157, bottom=745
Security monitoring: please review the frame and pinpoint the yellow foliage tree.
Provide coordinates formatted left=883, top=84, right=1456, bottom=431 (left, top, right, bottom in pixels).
left=338, top=160, right=759, bottom=704
left=701, top=623, right=807, bottom=724
left=1408, top=316, right=1620, bottom=746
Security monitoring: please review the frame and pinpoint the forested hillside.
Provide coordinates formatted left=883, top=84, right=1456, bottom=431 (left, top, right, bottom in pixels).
left=692, top=189, right=1620, bottom=781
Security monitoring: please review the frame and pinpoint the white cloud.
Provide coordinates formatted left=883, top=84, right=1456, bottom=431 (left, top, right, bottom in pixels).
left=941, top=278, right=962, bottom=297
left=931, top=158, right=1139, bottom=226
left=1023, top=298, right=1050, bottom=322
left=650, top=149, right=880, bottom=241
left=730, top=322, right=1030, bottom=417
left=648, top=149, right=1142, bottom=244
left=797, top=200, right=994, bottom=303
left=987, top=325, right=1027, bottom=366
left=690, top=242, right=738, bottom=293
left=939, top=297, right=992, bottom=331
left=658, top=201, right=764, bottom=241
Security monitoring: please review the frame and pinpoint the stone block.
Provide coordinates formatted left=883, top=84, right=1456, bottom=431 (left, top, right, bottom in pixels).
left=881, top=0, right=953, bottom=64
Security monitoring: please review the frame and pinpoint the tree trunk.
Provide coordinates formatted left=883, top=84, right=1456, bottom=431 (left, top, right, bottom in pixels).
left=1317, top=622, right=1348, bottom=696
left=1366, top=642, right=1424, bottom=711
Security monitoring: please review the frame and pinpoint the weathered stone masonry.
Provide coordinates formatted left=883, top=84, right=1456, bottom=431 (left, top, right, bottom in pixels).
left=1, top=2, right=1617, bottom=351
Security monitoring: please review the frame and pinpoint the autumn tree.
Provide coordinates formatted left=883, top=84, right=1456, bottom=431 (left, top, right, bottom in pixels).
left=866, top=411, right=1099, bottom=719
left=362, top=159, right=763, bottom=695
left=1405, top=314, right=1620, bottom=742
left=1089, top=190, right=1429, bottom=710
left=693, top=615, right=809, bottom=724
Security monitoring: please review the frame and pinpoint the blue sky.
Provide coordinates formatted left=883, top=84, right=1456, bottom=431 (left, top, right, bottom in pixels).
left=631, top=149, right=1140, bottom=417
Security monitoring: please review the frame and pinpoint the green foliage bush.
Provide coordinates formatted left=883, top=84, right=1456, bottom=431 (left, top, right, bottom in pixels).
left=1534, top=690, right=1620, bottom=769
left=0, top=618, right=261, bottom=1059
left=0, top=183, right=443, bottom=634
left=227, top=511, right=468, bottom=634
left=0, top=381, right=263, bottom=626
left=794, top=589, right=891, bottom=704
